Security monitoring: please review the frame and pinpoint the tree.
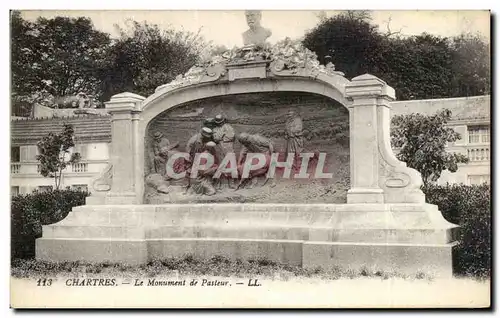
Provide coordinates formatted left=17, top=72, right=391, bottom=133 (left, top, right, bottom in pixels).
left=10, top=11, right=46, bottom=116
left=10, top=12, right=111, bottom=111
left=380, top=33, right=454, bottom=100
left=302, top=15, right=490, bottom=100
left=11, top=11, right=37, bottom=97
left=302, top=13, right=384, bottom=79
left=100, top=20, right=208, bottom=100
left=339, top=10, right=372, bottom=22
left=449, top=33, right=490, bottom=97
left=390, top=109, right=469, bottom=186
left=36, top=124, right=81, bottom=190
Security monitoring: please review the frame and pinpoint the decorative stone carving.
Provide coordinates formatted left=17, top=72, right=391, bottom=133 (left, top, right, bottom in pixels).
left=154, top=38, right=347, bottom=94
left=206, top=63, right=226, bottom=77
left=377, top=130, right=425, bottom=203
left=145, top=173, right=170, bottom=194
left=91, top=163, right=113, bottom=192
left=269, top=59, right=286, bottom=72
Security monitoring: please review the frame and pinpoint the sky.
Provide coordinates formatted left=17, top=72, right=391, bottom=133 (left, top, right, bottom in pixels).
left=19, top=10, right=490, bottom=48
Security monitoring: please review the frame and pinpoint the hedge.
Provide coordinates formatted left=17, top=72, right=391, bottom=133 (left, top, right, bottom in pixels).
left=11, top=189, right=89, bottom=259
left=423, top=183, right=491, bottom=278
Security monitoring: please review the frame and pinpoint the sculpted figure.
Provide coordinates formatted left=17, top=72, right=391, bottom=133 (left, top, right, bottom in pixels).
left=324, top=55, right=345, bottom=76
left=186, top=141, right=219, bottom=196
left=285, top=110, right=304, bottom=154
left=202, top=117, right=216, bottom=130
left=213, top=115, right=235, bottom=153
left=53, top=92, right=90, bottom=109
left=212, top=114, right=237, bottom=189
left=186, top=127, right=214, bottom=164
left=235, top=132, right=276, bottom=190
left=150, top=132, right=178, bottom=176
left=242, top=10, right=272, bottom=48
left=285, top=110, right=304, bottom=171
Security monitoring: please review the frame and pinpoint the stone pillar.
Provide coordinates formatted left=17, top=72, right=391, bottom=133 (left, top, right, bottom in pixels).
left=345, top=74, right=392, bottom=203
left=105, top=92, right=145, bottom=204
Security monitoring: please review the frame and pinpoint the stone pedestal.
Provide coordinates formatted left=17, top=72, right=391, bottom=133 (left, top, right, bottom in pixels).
left=36, top=203, right=458, bottom=277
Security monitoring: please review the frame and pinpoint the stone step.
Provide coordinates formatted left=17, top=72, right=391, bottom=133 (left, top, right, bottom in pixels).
left=36, top=237, right=456, bottom=277
left=61, top=205, right=452, bottom=231
left=73, top=203, right=435, bottom=213
left=42, top=224, right=145, bottom=239
left=42, top=223, right=455, bottom=244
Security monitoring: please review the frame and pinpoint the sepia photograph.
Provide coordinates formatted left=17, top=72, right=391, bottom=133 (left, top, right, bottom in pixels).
left=8, top=7, right=491, bottom=309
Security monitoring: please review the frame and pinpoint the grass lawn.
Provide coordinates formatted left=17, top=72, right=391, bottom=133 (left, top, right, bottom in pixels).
left=11, top=255, right=439, bottom=281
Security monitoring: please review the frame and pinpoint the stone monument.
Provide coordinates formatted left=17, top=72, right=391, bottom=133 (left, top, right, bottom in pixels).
left=36, top=13, right=458, bottom=278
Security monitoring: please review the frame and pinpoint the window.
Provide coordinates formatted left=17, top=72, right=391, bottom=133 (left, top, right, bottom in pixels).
left=468, top=125, right=490, bottom=144
left=20, top=145, right=38, bottom=162
left=11, top=186, right=19, bottom=196
left=38, top=185, right=53, bottom=192
left=11, top=147, right=20, bottom=162
left=467, top=174, right=490, bottom=185
left=74, top=144, right=87, bottom=160
left=71, top=184, right=88, bottom=192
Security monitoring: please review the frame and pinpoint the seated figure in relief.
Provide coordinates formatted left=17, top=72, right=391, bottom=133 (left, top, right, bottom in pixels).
left=242, top=10, right=272, bottom=48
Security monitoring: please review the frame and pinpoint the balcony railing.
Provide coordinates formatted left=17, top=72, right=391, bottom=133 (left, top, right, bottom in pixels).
left=467, top=146, right=490, bottom=162
left=10, top=160, right=108, bottom=176
left=11, top=163, right=20, bottom=174
left=71, top=162, right=88, bottom=173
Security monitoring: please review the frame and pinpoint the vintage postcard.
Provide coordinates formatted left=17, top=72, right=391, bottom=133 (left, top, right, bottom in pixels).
left=9, top=9, right=491, bottom=308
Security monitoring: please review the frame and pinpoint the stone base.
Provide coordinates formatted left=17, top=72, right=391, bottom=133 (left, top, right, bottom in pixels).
left=36, top=203, right=458, bottom=278
left=347, top=188, right=384, bottom=203
left=36, top=239, right=148, bottom=265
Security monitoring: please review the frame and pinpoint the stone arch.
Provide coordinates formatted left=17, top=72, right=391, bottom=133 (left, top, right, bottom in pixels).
left=137, top=74, right=351, bottom=203
left=139, top=74, right=351, bottom=127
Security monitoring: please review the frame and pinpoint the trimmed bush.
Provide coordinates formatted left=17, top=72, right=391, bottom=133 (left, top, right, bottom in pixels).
left=423, top=183, right=491, bottom=278
left=11, top=189, right=89, bottom=259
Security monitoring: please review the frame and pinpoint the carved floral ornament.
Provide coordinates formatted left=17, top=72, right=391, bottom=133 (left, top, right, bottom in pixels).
left=155, top=38, right=346, bottom=92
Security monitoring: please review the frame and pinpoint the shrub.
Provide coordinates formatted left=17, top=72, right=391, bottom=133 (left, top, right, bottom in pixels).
left=423, top=183, right=491, bottom=278
left=11, top=189, right=89, bottom=259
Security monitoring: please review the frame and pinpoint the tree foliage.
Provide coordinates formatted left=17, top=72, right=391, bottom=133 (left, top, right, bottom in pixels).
left=36, top=124, right=81, bottom=189
left=390, top=109, right=469, bottom=186
left=100, top=20, right=208, bottom=100
left=11, top=189, right=89, bottom=259
left=449, top=33, right=490, bottom=96
left=11, top=12, right=111, bottom=101
left=303, top=13, right=383, bottom=79
left=303, top=12, right=490, bottom=100
left=10, top=13, right=208, bottom=112
left=423, top=183, right=490, bottom=277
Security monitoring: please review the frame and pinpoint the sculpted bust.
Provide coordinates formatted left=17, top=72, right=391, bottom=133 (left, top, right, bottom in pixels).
left=242, top=10, right=272, bottom=47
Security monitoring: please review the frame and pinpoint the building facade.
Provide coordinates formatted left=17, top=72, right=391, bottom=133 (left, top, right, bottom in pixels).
left=10, top=113, right=111, bottom=195
left=10, top=95, right=490, bottom=195
left=390, top=95, right=490, bottom=185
